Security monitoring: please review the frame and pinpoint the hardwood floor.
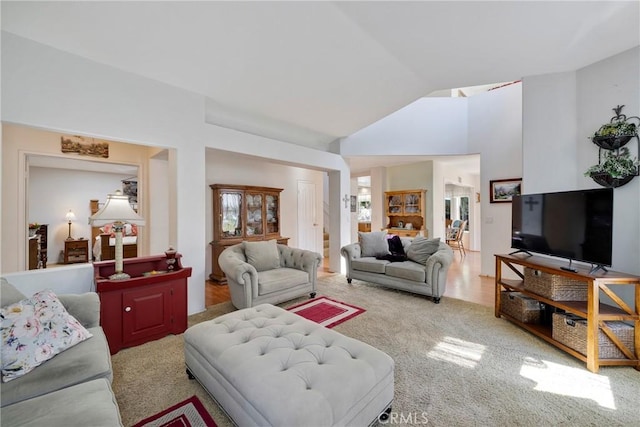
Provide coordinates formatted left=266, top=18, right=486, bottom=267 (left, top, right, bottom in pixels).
left=205, top=250, right=495, bottom=308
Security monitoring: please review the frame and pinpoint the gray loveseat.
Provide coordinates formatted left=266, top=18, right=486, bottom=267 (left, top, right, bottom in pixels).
left=341, top=235, right=454, bottom=303
left=1, top=272, right=122, bottom=426
left=218, top=240, right=323, bottom=309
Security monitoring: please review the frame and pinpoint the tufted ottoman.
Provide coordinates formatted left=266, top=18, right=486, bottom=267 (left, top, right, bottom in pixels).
left=184, top=304, right=394, bottom=426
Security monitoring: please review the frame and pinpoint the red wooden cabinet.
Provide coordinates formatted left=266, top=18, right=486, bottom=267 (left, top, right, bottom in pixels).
left=94, top=254, right=192, bottom=355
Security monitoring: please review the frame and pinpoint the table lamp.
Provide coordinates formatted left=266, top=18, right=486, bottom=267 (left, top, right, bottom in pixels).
left=65, top=210, right=76, bottom=240
left=89, top=190, right=145, bottom=280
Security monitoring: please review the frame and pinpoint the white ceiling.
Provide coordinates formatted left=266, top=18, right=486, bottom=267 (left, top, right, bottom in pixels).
left=3, top=1, right=639, bottom=174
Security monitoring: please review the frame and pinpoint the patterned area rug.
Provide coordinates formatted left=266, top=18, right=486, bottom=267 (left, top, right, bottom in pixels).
left=132, top=395, right=217, bottom=427
left=286, top=296, right=365, bottom=328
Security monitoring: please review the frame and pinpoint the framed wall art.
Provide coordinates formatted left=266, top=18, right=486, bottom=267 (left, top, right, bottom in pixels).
left=489, top=178, right=522, bottom=203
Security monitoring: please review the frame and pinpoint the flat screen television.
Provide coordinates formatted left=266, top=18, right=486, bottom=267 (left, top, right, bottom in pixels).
left=511, top=188, right=613, bottom=270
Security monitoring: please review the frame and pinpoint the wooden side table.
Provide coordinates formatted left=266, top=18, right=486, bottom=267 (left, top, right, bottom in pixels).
left=64, top=239, right=89, bottom=264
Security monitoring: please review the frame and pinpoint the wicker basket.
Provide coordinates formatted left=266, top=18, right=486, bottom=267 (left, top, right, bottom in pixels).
left=501, top=291, right=542, bottom=324
left=552, top=313, right=635, bottom=359
left=523, top=267, right=587, bottom=301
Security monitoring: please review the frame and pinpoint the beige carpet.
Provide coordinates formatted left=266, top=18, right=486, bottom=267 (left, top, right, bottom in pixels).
left=112, top=274, right=640, bottom=426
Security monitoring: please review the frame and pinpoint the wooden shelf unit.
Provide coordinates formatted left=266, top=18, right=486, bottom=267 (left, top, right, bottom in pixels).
left=384, top=189, right=426, bottom=238
left=495, top=253, right=640, bottom=373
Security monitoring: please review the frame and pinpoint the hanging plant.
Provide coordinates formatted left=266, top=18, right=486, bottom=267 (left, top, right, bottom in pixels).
left=590, top=105, right=639, bottom=150
left=585, top=147, right=639, bottom=188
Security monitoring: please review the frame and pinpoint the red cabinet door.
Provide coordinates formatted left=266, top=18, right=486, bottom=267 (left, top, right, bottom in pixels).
left=122, top=283, right=172, bottom=347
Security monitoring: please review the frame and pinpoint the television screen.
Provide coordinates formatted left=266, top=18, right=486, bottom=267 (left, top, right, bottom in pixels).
left=511, top=188, right=613, bottom=266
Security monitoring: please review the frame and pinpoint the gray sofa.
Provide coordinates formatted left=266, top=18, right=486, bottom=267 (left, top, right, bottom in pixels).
left=0, top=276, right=122, bottom=426
left=341, top=237, right=454, bottom=303
left=218, top=241, right=322, bottom=309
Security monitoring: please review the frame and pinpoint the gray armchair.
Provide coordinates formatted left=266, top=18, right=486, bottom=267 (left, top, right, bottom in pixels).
left=218, top=241, right=323, bottom=309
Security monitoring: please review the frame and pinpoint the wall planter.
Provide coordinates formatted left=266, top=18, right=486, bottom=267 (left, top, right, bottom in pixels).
left=585, top=106, right=639, bottom=188
left=590, top=172, right=636, bottom=189
left=591, top=134, right=634, bottom=150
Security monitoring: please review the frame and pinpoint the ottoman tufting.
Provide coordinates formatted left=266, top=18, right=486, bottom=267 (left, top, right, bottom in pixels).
left=184, top=304, right=394, bottom=426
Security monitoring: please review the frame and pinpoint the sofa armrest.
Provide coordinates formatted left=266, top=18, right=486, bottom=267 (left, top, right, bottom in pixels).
left=218, top=248, right=259, bottom=286
left=278, top=245, right=322, bottom=272
left=340, top=243, right=362, bottom=260
left=340, top=243, right=362, bottom=279
left=58, top=293, right=101, bottom=329
left=425, top=244, right=454, bottom=297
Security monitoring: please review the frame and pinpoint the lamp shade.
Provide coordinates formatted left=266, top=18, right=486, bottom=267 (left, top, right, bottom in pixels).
left=65, top=210, right=77, bottom=222
left=89, top=190, right=145, bottom=226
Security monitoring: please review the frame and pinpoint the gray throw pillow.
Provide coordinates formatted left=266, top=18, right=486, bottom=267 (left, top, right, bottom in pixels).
left=359, top=231, right=390, bottom=257
left=243, top=240, right=281, bottom=272
left=406, top=237, right=441, bottom=265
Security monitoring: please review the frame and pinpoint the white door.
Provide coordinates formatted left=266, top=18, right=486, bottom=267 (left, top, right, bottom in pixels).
left=297, top=181, right=317, bottom=252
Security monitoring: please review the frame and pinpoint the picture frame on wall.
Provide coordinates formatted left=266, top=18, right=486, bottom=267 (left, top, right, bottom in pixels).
left=350, top=195, right=357, bottom=212
left=490, top=178, right=522, bottom=203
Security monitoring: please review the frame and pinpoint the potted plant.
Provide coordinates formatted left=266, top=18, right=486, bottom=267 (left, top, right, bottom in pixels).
left=590, top=105, right=638, bottom=150
left=584, top=147, right=640, bottom=188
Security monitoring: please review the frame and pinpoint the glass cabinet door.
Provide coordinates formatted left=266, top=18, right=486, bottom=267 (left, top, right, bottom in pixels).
left=404, top=192, right=420, bottom=214
left=265, top=194, right=279, bottom=234
left=387, top=194, right=402, bottom=214
left=221, top=192, right=243, bottom=238
left=246, top=193, right=263, bottom=237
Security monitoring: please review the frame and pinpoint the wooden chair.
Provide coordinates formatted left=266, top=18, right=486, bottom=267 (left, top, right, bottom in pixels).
left=446, top=220, right=467, bottom=257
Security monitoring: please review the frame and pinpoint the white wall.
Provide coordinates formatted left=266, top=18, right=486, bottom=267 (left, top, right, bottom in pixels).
left=468, top=83, right=523, bottom=275
left=29, top=167, right=131, bottom=265
left=522, top=71, right=577, bottom=193
left=340, top=97, right=468, bottom=156
left=2, top=32, right=352, bottom=314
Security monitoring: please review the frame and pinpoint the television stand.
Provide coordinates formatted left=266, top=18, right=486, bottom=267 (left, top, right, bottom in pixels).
left=495, top=253, right=640, bottom=373
left=508, top=249, right=533, bottom=256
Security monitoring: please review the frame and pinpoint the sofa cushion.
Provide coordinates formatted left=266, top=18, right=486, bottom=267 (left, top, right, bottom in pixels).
left=351, top=258, right=389, bottom=274
left=243, top=240, right=281, bottom=272
left=1, top=290, right=93, bottom=383
left=1, top=378, right=122, bottom=426
left=359, top=231, right=390, bottom=257
left=385, top=261, right=427, bottom=282
left=406, top=237, right=441, bottom=265
left=258, top=268, right=310, bottom=295
left=0, top=326, right=112, bottom=407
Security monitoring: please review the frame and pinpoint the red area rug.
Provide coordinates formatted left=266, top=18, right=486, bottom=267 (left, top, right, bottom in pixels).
left=132, top=395, right=217, bottom=427
left=287, top=296, right=365, bottom=328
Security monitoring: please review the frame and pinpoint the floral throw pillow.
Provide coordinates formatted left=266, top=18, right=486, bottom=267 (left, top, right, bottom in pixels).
left=1, top=290, right=93, bottom=382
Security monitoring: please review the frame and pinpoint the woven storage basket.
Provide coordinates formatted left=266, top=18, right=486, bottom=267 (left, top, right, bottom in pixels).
left=552, top=313, right=635, bottom=359
left=501, top=291, right=542, bottom=324
left=523, top=267, right=587, bottom=301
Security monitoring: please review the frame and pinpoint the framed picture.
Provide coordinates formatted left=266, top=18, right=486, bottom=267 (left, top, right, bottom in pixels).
left=490, top=178, right=522, bottom=203
left=350, top=195, right=357, bottom=213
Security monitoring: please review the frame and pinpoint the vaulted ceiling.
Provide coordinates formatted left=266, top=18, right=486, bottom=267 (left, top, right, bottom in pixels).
left=3, top=1, right=639, bottom=152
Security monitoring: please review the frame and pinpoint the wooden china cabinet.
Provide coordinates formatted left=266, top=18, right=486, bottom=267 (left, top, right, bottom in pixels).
left=384, top=189, right=427, bottom=237
left=209, top=184, right=289, bottom=283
